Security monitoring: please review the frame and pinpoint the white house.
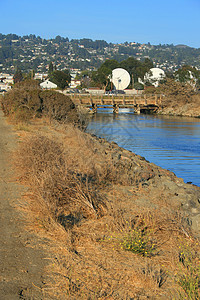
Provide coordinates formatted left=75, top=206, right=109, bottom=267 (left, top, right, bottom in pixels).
left=0, top=73, right=13, bottom=91
left=70, top=79, right=81, bottom=88
left=40, top=80, right=57, bottom=89
left=34, top=73, right=48, bottom=81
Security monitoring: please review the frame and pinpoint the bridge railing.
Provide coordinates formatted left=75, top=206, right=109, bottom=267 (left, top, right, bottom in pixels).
left=71, top=94, right=162, bottom=106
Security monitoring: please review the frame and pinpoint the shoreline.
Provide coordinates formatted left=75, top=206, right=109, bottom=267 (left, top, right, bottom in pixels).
left=1, top=114, right=200, bottom=298
left=86, top=110, right=200, bottom=187
left=156, top=94, right=200, bottom=118
left=87, top=131, right=200, bottom=235
left=1, top=85, right=200, bottom=298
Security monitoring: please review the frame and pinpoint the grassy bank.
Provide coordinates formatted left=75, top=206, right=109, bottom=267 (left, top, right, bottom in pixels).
left=13, top=120, right=199, bottom=299
left=1, top=82, right=200, bottom=299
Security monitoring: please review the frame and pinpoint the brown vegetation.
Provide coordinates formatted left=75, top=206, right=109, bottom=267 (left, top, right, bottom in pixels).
left=143, top=78, right=200, bottom=117
left=14, top=119, right=200, bottom=299
left=1, top=80, right=199, bottom=298
left=158, top=78, right=196, bottom=100
left=1, top=80, right=80, bottom=125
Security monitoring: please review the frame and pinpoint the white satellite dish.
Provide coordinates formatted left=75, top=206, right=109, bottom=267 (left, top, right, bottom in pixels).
left=111, top=68, right=130, bottom=90
left=144, top=67, right=165, bottom=87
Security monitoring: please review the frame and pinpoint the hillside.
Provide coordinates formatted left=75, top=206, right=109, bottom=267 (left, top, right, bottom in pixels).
left=0, top=33, right=200, bottom=74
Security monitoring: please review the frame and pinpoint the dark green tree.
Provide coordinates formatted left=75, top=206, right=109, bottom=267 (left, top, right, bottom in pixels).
left=119, top=57, right=153, bottom=84
left=13, top=67, right=23, bottom=84
left=91, top=59, right=119, bottom=90
left=48, top=62, right=54, bottom=75
left=101, top=59, right=119, bottom=70
left=92, top=66, right=112, bottom=90
left=49, top=70, right=71, bottom=90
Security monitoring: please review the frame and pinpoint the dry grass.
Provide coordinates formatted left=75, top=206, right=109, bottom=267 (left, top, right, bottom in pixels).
left=14, top=119, right=200, bottom=299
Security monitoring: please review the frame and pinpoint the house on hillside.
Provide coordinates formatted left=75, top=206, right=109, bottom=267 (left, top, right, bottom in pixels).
left=0, top=73, right=13, bottom=91
left=40, top=80, right=57, bottom=89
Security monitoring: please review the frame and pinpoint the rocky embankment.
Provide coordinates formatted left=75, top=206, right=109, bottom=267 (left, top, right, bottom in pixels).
left=158, top=95, right=200, bottom=117
left=15, top=122, right=200, bottom=298
left=89, top=133, right=200, bottom=236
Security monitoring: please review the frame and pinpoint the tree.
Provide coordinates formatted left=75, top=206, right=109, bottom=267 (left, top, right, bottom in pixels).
left=13, top=67, right=23, bottom=84
left=175, top=65, right=200, bottom=89
left=91, top=59, right=119, bottom=90
left=91, top=58, right=154, bottom=90
left=134, top=82, right=144, bottom=90
left=24, top=69, right=35, bottom=80
left=49, top=70, right=71, bottom=90
left=92, top=66, right=112, bottom=90
left=75, top=70, right=92, bottom=88
left=119, top=57, right=153, bottom=84
left=48, top=62, right=54, bottom=75
left=101, top=59, right=119, bottom=70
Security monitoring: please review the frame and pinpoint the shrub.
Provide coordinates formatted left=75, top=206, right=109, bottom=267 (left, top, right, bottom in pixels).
left=40, top=90, right=79, bottom=124
left=1, top=80, right=41, bottom=120
left=134, top=82, right=144, bottom=90
left=177, top=242, right=200, bottom=299
left=144, top=86, right=157, bottom=94
left=17, top=134, right=105, bottom=223
left=121, top=227, right=157, bottom=257
left=1, top=80, right=82, bottom=126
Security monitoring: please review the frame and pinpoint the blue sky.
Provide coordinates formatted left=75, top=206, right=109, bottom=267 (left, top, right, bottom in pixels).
left=1, top=0, right=200, bottom=48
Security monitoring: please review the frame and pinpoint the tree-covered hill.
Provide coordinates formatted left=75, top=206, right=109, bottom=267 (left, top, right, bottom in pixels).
left=0, top=33, right=200, bottom=74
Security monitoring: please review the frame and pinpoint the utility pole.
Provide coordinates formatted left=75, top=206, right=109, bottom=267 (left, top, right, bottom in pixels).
left=132, top=74, right=134, bottom=89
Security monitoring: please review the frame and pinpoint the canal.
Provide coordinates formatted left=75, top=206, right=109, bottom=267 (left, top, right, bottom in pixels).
left=87, top=108, right=200, bottom=187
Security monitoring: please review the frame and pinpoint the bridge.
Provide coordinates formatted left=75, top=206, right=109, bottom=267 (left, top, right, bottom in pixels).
left=71, top=93, right=163, bottom=114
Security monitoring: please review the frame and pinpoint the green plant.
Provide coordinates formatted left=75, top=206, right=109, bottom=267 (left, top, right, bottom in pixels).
left=177, top=242, right=200, bottom=299
left=121, top=227, right=156, bottom=257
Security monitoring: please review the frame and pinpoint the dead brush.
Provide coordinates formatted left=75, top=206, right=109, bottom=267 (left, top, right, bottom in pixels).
left=16, top=134, right=107, bottom=226
left=14, top=128, right=197, bottom=299
left=104, top=206, right=192, bottom=261
left=55, top=123, right=124, bottom=187
left=142, top=262, right=168, bottom=288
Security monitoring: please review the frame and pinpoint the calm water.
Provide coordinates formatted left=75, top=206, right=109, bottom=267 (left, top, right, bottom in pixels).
left=87, top=108, right=200, bottom=186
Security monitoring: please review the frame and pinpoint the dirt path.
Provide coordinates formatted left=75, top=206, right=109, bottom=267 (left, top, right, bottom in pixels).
left=0, top=109, right=48, bottom=299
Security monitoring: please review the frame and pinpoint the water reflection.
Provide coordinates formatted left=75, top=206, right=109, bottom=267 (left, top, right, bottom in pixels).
left=87, top=110, right=200, bottom=186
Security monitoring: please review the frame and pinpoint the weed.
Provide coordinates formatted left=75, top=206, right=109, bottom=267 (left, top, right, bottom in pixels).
left=142, top=263, right=168, bottom=288
left=176, top=241, right=200, bottom=299
left=14, top=122, right=31, bottom=131
left=121, top=227, right=157, bottom=257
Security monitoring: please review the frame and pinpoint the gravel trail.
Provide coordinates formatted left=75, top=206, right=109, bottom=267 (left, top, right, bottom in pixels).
left=0, top=109, right=48, bottom=299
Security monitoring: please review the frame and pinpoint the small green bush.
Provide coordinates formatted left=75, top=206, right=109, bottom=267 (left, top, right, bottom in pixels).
left=121, top=227, right=156, bottom=257
left=177, top=242, right=200, bottom=299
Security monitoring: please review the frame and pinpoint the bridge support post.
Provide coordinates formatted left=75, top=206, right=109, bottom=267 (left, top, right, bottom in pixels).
left=144, top=94, right=147, bottom=105
left=90, top=95, right=93, bottom=105
left=134, top=105, right=140, bottom=114
left=92, top=103, right=97, bottom=113
left=155, top=94, right=158, bottom=105
left=123, top=95, right=125, bottom=105
left=113, top=104, right=119, bottom=114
